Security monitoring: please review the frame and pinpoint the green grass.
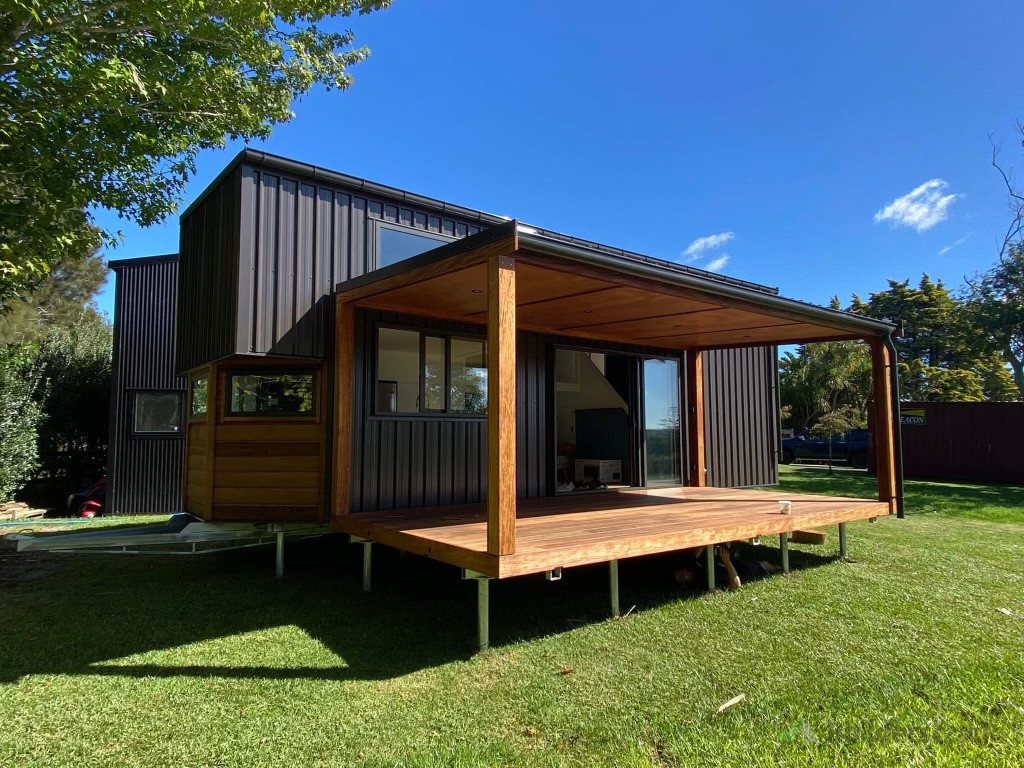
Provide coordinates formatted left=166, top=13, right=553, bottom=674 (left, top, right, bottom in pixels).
left=1, top=473, right=1023, bottom=767
left=777, top=463, right=1024, bottom=523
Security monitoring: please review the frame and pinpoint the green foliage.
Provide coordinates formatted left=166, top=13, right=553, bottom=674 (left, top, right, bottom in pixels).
left=0, top=250, right=108, bottom=345
left=0, top=346, right=42, bottom=501
left=0, top=0, right=391, bottom=304
left=779, top=341, right=871, bottom=432
left=965, top=244, right=1024, bottom=398
left=33, top=320, right=113, bottom=486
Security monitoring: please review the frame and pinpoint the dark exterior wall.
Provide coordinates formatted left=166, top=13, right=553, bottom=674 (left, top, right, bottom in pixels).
left=177, top=159, right=487, bottom=373
left=108, top=256, right=188, bottom=514
left=350, top=311, right=781, bottom=511
left=176, top=165, right=241, bottom=373
left=868, top=401, right=1024, bottom=484
left=702, top=346, right=780, bottom=487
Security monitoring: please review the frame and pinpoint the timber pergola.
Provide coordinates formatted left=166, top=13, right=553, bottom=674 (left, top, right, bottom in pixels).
left=330, top=220, right=901, bottom=643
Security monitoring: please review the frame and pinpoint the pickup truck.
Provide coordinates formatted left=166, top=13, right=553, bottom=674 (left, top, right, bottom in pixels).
left=780, top=428, right=869, bottom=468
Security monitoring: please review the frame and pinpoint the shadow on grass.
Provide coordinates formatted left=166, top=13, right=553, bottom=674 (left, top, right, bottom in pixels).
left=0, top=535, right=841, bottom=684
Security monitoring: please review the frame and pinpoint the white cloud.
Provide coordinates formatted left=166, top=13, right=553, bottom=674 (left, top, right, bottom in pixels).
left=939, top=234, right=970, bottom=255
left=873, top=179, right=958, bottom=232
left=682, top=231, right=734, bottom=261
left=704, top=254, right=730, bottom=272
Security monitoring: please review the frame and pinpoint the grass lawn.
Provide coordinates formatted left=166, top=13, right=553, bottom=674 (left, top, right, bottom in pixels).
left=1, top=469, right=1023, bottom=767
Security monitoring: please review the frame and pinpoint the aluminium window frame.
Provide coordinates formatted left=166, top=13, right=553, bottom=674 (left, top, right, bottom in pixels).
left=222, top=368, right=320, bottom=420
left=130, top=389, right=186, bottom=438
left=371, top=220, right=455, bottom=271
left=371, top=321, right=487, bottom=420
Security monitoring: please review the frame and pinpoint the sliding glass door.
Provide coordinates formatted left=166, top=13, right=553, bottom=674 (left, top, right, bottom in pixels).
left=642, top=357, right=682, bottom=486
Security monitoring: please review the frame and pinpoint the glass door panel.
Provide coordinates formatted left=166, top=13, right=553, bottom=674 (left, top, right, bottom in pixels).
left=643, top=358, right=682, bottom=485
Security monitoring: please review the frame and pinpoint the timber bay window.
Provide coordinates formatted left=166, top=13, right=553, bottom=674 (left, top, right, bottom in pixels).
left=375, top=326, right=487, bottom=416
left=133, top=391, right=184, bottom=435
left=227, top=371, right=316, bottom=417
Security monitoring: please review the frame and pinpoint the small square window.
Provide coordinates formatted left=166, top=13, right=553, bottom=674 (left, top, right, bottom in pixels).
left=228, top=372, right=316, bottom=417
left=134, top=391, right=184, bottom=434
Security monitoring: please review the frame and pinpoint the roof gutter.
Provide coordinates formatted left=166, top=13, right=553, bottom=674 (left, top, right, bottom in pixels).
left=516, top=232, right=896, bottom=337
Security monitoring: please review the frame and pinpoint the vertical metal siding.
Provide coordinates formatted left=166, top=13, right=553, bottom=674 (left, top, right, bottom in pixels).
left=108, top=256, right=188, bottom=514
left=226, top=164, right=483, bottom=365
left=176, top=166, right=241, bottom=373
left=702, top=346, right=780, bottom=487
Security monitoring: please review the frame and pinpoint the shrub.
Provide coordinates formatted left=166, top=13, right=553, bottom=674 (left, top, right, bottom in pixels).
left=0, top=346, right=42, bottom=501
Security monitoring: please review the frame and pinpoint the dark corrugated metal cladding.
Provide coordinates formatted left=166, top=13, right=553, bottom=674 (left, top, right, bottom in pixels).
left=702, top=347, right=780, bottom=487
left=108, top=256, right=188, bottom=514
left=176, top=165, right=241, bottom=373
left=217, top=163, right=485, bottom=366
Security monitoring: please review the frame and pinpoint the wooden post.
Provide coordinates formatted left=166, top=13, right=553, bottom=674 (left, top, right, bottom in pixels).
left=870, top=338, right=897, bottom=513
left=487, top=253, right=517, bottom=556
left=204, top=362, right=219, bottom=520
left=686, top=350, right=706, bottom=487
left=332, top=298, right=355, bottom=519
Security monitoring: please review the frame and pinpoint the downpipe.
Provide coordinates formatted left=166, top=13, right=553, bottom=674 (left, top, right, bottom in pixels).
left=883, top=334, right=906, bottom=518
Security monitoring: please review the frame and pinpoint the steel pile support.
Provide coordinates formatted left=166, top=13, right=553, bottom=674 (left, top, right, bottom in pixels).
left=275, top=530, right=284, bottom=579
left=609, top=560, right=620, bottom=618
left=350, top=536, right=373, bottom=592
left=838, top=522, right=849, bottom=560
left=705, top=545, right=715, bottom=591
left=780, top=532, right=790, bottom=574
left=463, top=570, right=492, bottom=652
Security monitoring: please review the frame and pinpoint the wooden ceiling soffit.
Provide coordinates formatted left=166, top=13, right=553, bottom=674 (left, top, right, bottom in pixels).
left=512, top=250, right=873, bottom=336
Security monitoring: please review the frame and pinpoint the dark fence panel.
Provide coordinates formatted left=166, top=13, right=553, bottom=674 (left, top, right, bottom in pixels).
left=869, top=401, right=1024, bottom=484
left=702, top=346, right=780, bottom=487
left=108, top=256, right=188, bottom=514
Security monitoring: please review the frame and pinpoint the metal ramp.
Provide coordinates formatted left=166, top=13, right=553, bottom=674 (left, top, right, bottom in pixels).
left=10, top=513, right=332, bottom=577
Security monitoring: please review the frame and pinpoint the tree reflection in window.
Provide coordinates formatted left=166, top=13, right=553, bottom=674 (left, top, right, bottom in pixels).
left=450, top=338, right=487, bottom=415
left=229, top=372, right=315, bottom=416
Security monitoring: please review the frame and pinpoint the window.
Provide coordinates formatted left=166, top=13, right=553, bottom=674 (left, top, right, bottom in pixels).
left=450, top=338, right=487, bottom=415
left=191, top=375, right=208, bottom=418
left=375, top=326, right=487, bottom=416
left=377, top=224, right=452, bottom=268
left=227, top=371, right=316, bottom=417
left=134, top=391, right=184, bottom=434
left=376, top=328, right=420, bottom=413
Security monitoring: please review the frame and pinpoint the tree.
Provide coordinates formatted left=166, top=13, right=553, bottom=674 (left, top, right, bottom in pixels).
left=33, top=320, right=113, bottom=488
left=0, top=346, right=42, bottom=501
left=0, top=250, right=108, bottom=345
left=966, top=245, right=1024, bottom=398
left=850, top=276, right=1017, bottom=402
left=0, top=0, right=391, bottom=305
left=779, top=340, right=871, bottom=433
left=807, top=405, right=862, bottom=474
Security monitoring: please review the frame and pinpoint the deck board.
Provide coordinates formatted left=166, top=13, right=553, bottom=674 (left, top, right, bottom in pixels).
left=332, top=487, right=889, bottom=578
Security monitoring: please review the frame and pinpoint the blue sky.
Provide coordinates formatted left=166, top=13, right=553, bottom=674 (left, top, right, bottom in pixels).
left=93, top=0, right=1023, bottom=319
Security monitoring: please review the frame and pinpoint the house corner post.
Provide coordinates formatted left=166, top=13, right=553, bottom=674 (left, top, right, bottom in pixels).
left=869, top=337, right=897, bottom=513
left=332, top=296, right=355, bottom=520
left=686, top=349, right=707, bottom=487
left=487, top=251, right=517, bottom=556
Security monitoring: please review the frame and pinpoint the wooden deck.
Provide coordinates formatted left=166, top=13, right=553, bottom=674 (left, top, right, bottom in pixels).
left=333, top=487, right=890, bottom=579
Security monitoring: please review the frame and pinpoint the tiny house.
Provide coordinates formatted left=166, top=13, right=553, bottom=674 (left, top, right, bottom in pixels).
left=109, top=150, right=902, bottom=648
